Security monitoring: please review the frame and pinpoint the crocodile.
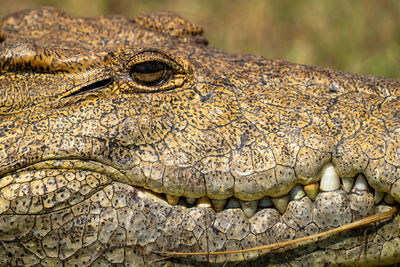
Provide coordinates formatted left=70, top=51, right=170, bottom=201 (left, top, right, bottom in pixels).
left=0, top=7, right=399, bottom=266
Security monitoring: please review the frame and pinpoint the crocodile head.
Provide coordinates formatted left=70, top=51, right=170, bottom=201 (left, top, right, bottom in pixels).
left=0, top=7, right=399, bottom=266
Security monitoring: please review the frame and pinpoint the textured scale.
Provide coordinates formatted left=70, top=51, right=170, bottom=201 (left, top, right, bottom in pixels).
left=0, top=7, right=399, bottom=266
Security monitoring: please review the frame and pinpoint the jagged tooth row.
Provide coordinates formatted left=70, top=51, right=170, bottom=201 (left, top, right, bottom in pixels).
left=374, top=191, right=385, bottom=204
left=163, top=164, right=396, bottom=217
left=226, top=197, right=240, bottom=209
left=186, top=197, right=196, bottom=205
left=271, top=195, right=289, bottom=214
left=354, top=174, right=368, bottom=190
left=211, top=199, right=227, bottom=211
left=342, top=177, right=354, bottom=193
left=166, top=194, right=180, bottom=205
left=240, top=200, right=258, bottom=217
left=258, top=196, right=273, bottom=208
left=196, top=196, right=211, bottom=208
left=290, top=184, right=306, bottom=200
left=304, top=183, right=319, bottom=200
left=320, top=164, right=340, bottom=191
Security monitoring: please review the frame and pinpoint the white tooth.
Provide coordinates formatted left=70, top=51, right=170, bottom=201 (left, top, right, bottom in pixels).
left=196, top=196, right=212, bottom=208
left=304, top=183, right=319, bottom=201
left=354, top=174, right=368, bottom=191
left=290, top=184, right=306, bottom=200
left=166, top=194, right=180, bottom=205
left=186, top=197, right=197, bottom=204
left=258, top=196, right=273, bottom=208
left=226, top=198, right=241, bottom=209
left=211, top=199, right=227, bottom=212
left=384, top=194, right=395, bottom=205
left=320, top=164, right=340, bottom=192
left=374, top=190, right=385, bottom=204
left=240, top=200, right=258, bottom=218
left=271, top=195, right=289, bottom=214
left=341, top=177, right=354, bottom=193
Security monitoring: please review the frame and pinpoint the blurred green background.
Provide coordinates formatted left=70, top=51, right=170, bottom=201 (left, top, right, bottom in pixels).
left=1, top=0, right=399, bottom=78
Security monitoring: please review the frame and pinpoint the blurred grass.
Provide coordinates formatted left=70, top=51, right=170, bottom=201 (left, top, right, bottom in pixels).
left=1, top=0, right=399, bottom=78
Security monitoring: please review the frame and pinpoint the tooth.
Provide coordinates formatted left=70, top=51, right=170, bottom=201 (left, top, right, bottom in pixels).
left=384, top=194, right=395, bottom=205
left=304, top=183, right=319, bottom=201
left=341, top=177, right=354, bottom=193
left=226, top=197, right=241, bottom=209
left=354, top=174, right=368, bottom=191
left=320, top=164, right=340, bottom=191
left=290, top=184, right=306, bottom=200
left=166, top=194, right=180, bottom=205
left=240, top=200, right=258, bottom=218
left=186, top=197, right=197, bottom=204
left=258, top=196, right=273, bottom=208
left=374, top=190, right=385, bottom=204
left=196, top=196, right=212, bottom=208
left=271, top=195, right=289, bottom=214
left=211, top=199, right=227, bottom=211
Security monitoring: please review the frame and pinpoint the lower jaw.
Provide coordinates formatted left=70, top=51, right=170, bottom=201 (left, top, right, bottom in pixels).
left=1, top=166, right=399, bottom=265
left=115, top=183, right=400, bottom=265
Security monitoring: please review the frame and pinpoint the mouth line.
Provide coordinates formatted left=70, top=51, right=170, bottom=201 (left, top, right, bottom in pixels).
left=143, top=163, right=399, bottom=220
left=10, top=160, right=398, bottom=219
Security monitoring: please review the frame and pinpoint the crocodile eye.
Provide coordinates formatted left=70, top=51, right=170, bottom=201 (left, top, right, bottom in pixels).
left=121, top=51, right=191, bottom=93
left=130, top=61, right=169, bottom=86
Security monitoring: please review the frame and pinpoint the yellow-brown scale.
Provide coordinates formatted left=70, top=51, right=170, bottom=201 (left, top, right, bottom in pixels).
left=0, top=7, right=399, bottom=266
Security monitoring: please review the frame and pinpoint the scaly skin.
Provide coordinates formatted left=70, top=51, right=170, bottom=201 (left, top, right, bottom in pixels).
left=0, top=7, right=399, bottom=266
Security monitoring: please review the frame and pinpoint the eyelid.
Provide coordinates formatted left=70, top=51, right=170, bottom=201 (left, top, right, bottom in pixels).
left=128, top=51, right=185, bottom=74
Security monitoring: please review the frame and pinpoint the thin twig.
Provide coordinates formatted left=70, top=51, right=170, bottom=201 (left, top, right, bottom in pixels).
left=145, top=256, right=174, bottom=266
left=154, top=206, right=397, bottom=256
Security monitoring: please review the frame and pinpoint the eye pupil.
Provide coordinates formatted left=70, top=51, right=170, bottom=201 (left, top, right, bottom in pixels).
left=131, top=61, right=167, bottom=85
